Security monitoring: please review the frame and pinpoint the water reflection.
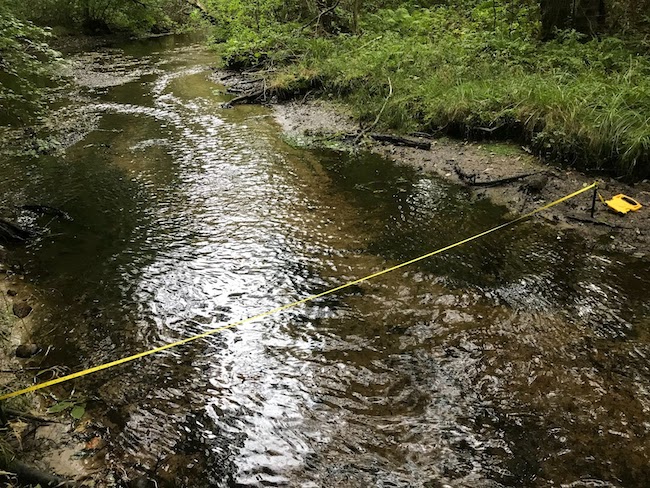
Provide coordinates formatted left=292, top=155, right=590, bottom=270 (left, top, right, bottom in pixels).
left=0, top=35, right=648, bottom=487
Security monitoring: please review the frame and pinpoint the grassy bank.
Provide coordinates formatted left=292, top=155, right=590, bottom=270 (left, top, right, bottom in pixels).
left=211, top=4, right=650, bottom=178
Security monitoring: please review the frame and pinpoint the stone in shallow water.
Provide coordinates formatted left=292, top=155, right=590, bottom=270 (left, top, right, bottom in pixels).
left=12, top=302, right=32, bottom=318
left=441, top=309, right=474, bottom=324
left=16, top=343, right=39, bottom=358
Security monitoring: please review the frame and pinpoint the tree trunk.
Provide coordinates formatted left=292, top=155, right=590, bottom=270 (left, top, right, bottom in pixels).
left=573, top=0, right=606, bottom=36
left=352, top=0, right=361, bottom=34
left=539, top=0, right=606, bottom=39
left=539, top=0, right=573, bottom=39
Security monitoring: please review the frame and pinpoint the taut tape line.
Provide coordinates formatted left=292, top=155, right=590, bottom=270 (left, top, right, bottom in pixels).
left=0, top=183, right=597, bottom=401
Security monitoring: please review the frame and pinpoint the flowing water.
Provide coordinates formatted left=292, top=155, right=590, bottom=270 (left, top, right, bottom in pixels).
left=1, top=35, right=649, bottom=487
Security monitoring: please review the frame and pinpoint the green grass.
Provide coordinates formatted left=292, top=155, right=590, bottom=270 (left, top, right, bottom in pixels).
left=212, top=5, right=650, bottom=178
left=479, top=142, right=526, bottom=157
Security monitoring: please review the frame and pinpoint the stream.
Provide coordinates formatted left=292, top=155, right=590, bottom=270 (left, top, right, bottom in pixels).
left=1, top=35, right=649, bottom=487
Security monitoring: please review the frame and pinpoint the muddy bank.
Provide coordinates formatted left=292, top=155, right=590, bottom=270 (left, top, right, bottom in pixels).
left=271, top=100, right=650, bottom=257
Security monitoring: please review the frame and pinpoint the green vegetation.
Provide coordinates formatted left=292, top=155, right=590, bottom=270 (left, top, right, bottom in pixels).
left=205, top=0, right=650, bottom=177
left=1, top=0, right=648, bottom=176
left=0, top=5, right=60, bottom=125
left=6, top=0, right=191, bottom=35
left=47, top=398, right=86, bottom=419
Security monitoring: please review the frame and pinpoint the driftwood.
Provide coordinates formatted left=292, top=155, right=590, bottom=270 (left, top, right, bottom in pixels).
left=342, top=132, right=431, bottom=150
left=0, top=218, right=34, bottom=243
left=222, top=90, right=265, bottom=108
left=1, top=458, right=72, bottom=487
left=454, top=165, right=545, bottom=187
left=566, top=215, right=632, bottom=229
left=367, top=133, right=431, bottom=150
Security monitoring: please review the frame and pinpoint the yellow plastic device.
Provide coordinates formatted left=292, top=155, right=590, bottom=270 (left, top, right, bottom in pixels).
left=605, top=194, right=642, bottom=214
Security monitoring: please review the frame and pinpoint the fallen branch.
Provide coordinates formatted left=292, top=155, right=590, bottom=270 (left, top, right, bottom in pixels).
left=355, top=77, right=393, bottom=144
left=367, top=79, right=393, bottom=130
left=336, top=131, right=432, bottom=150
left=566, top=216, right=630, bottom=229
left=19, top=204, right=72, bottom=221
left=300, top=0, right=341, bottom=32
left=222, top=90, right=265, bottom=107
left=453, top=165, right=545, bottom=187
left=0, top=218, right=34, bottom=243
left=475, top=123, right=505, bottom=134
left=4, top=408, right=59, bottom=424
left=1, top=458, right=72, bottom=487
left=368, top=132, right=431, bottom=150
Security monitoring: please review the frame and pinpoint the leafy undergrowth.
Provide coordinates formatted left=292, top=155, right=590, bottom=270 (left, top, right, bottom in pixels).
left=212, top=4, right=650, bottom=178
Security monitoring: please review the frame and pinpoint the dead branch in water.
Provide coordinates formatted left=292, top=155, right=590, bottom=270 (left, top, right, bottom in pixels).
left=0, top=218, right=34, bottom=243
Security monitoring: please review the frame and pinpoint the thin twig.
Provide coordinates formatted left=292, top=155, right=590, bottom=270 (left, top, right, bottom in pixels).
left=355, top=77, right=393, bottom=144
left=5, top=408, right=60, bottom=424
left=300, top=90, right=314, bottom=105
left=299, top=0, right=341, bottom=32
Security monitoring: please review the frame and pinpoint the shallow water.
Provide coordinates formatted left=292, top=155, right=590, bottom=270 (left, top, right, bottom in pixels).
left=1, top=35, right=649, bottom=487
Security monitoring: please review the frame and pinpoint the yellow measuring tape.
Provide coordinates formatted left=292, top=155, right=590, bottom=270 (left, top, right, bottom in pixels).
left=0, top=182, right=597, bottom=401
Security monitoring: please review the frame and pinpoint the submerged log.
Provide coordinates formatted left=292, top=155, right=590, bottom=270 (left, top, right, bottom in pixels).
left=0, top=218, right=34, bottom=243
left=1, top=458, right=71, bottom=487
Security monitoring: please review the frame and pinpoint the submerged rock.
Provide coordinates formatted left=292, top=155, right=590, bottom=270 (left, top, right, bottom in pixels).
left=130, top=476, right=157, bottom=488
left=15, top=343, right=40, bottom=358
left=12, top=302, right=32, bottom=318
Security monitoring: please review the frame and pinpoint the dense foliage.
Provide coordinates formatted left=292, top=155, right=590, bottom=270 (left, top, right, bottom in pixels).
left=6, top=0, right=190, bottom=34
left=0, top=5, right=60, bottom=125
left=207, top=0, right=650, bottom=176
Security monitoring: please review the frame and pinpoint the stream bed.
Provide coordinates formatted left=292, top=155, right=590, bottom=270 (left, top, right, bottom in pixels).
left=1, top=35, right=649, bottom=487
